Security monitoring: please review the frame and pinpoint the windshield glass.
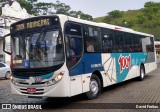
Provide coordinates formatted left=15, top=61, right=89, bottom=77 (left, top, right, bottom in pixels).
left=12, top=30, right=64, bottom=68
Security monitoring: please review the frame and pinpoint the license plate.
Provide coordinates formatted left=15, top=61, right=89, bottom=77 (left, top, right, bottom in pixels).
left=27, top=88, right=36, bottom=93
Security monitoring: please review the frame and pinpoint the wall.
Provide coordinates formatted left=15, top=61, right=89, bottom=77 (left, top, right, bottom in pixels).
left=0, top=1, right=33, bottom=65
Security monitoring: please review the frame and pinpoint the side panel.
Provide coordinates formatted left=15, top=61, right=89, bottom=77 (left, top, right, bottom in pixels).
left=101, top=54, right=117, bottom=86
left=111, top=53, right=147, bottom=82
left=144, top=62, right=157, bottom=74
left=69, top=54, right=104, bottom=95
left=81, top=73, right=92, bottom=93
left=101, top=53, right=147, bottom=85
left=70, top=75, right=83, bottom=96
left=68, top=52, right=156, bottom=96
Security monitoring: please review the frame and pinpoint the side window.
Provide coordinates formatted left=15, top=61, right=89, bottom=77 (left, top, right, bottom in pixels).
left=83, top=25, right=101, bottom=52
left=114, top=31, right=125, bottom=53
left=101, top=28, right=114, bottom=53
left=65, top=23, right=82, bottom=36
left=142, top=36, right=154, bottom=52
left=133, top=35, right=142, bottom=52
left=66, top=36, right=82, bottom=57
left=124, top=33, right=134, bottom=52
left=146, top=37, right=154, bottom=52
left=12, top=37, right=24, bottom=60
left=65, top=22, right=83, bottom=69
left=142, top=36, right=155, bottom=62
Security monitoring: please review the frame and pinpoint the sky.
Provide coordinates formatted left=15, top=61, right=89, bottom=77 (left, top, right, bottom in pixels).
left=38, top=0, right=160, bottom=18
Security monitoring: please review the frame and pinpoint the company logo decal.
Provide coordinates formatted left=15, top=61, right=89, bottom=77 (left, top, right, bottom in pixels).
left=35, top=77, right=42, bottom=82
left=118, top=54, right=131, bottom=73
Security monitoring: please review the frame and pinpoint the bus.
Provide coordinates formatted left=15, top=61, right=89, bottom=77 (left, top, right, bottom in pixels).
left=3, top=14, right=157, bottom=99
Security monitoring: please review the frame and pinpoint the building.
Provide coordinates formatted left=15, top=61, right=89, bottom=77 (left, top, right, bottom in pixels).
left=0, top=1, right=33, bottom=64
left=155, top=41, right=160, bottom=58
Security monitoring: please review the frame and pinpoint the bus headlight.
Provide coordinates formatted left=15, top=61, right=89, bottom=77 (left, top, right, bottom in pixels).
left=55, top=72, right=64, bottom=81
left=45, top=72, right=64, bottom=86
left=11, top=78, right=19, bottom=86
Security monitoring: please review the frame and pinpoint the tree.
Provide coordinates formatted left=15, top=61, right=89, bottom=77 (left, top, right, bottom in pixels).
left=27, top=0, right=37, bottom=2
left=108, top=10, right=124, bottom=18
left=137, top=15, right=146, bottom=24
left=54, top=0, right=71, bottom=15
left=34, top=0, right=71, bottom=15
left=69, top=10, right=93, bottom=21
left=34, top=2, right=54, bottom=15
left=144, top=2, right=160, bottom=20
left=17, top=0, right=33, bottom=14
left=0, top=0, right=93, bottom=21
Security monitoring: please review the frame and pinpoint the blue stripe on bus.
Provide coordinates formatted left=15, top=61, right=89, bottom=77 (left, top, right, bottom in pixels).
left=69, top=53, right=104, bottom=76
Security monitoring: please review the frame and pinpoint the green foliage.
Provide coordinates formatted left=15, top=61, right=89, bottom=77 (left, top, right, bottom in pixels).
left=69, top=11, right=93, bottom=21
left=143, top=1, right=160, bottom=23
left=33, top=0, right=93, bottom=20
left=0, top=0, right=93, bottom=21
left=18, top=0, right=33, bottom=14
left=94, top=2, right=160, bottom=39
left=27, top=0, right=37, bottom=2
left=53, top=0, right=71, bottom=15
left=33, top=2, right=54, bottom=15
left=108, top=10, right=124, bottom=18
left=137, top=15, right=146, bottom=24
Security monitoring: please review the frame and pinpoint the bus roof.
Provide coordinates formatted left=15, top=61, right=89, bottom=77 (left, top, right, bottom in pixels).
left=12, top=14, right=154, bottom=37
left=64, top=14, right=153, bottom=37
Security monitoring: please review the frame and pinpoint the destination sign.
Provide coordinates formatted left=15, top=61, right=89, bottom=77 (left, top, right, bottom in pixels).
left=15, top=19, right=50, bottom=31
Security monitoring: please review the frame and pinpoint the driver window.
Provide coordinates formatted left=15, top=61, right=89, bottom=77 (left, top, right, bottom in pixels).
left=65, top=22, right=83, bottom=69
left=12, top=37, right=24, bottom=60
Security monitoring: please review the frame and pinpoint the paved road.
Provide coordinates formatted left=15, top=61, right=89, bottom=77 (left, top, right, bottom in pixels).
left=0, top=64, right=160, bottom=112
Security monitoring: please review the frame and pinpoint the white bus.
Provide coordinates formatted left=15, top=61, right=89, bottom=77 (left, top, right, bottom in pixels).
left=3, top=14, right=157, bottom=99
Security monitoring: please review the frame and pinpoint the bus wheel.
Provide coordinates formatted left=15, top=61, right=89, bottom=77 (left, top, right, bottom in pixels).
left=5, top=72, right=11, bottom=79
left=86, top=74, right=101, bottom=100
left=138, top=66, right=145, bottom=81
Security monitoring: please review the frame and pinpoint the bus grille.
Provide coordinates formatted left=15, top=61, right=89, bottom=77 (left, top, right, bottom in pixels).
left=19, top=82, right=45, bottom=85
left=20, top=88, right=44, bottom=95
left=12, top=71, right=51, bottom=77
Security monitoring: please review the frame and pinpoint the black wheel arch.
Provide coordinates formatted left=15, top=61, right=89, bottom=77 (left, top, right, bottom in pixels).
left=140, top=63, right=145, bottom=74
left=92, top=70, right=103, bottom=89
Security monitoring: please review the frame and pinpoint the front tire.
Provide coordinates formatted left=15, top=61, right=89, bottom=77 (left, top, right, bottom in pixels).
left=5, top=72, right=11, bottom=79
left=138, top=66, right=145, bottom=81
left=86, top=75, right=101, bottom=100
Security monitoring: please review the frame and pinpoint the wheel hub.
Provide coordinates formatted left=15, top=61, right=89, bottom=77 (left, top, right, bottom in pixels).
left=90, top=80, right=98, bottom=95
left=141, top=69, right=144, bottom=78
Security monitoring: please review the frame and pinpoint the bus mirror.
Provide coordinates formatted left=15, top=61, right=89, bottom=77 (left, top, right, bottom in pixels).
left=3, top=35, right=11, bottom=55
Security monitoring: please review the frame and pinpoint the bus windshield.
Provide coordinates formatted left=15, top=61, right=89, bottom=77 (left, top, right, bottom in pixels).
left=12, top=30, right=64, bottom=68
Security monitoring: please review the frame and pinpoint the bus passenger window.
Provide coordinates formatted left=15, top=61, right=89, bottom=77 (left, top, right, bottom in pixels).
left=83, top=26, right=101, bottom=53
left=133, top=35, right=142, bottom=52
left=86, top=41, right=94, bottom=52
left=124, top=33, right=134, bottom=52
left=114, top=32, right=125, bottom=53
left=101, top=28, right=114, bottom=53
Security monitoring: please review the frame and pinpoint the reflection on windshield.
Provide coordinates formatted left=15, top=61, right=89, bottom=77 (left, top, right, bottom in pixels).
left=12, top=30, right=64, bottom=68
